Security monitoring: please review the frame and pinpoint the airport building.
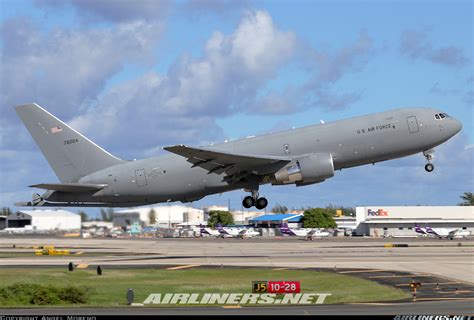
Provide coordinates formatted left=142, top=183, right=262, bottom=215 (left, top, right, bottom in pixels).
left=203, top=206, right=229, bottom=221
left=355, top=206, right=474, bottom=237
left=249, top=213, right=303, bottom=228
left=5, top=210, right=81, bottom=231
left=230, top=210, right=264, bottom=225
left=203, top=206, right=263, bottom=225
left=114, top=205, right=204, bottom=228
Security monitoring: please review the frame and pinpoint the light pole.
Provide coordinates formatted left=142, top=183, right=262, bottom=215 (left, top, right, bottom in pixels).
left=241, top=195, right=244, bottom=226
left=167, top=200, right=171, bottom=229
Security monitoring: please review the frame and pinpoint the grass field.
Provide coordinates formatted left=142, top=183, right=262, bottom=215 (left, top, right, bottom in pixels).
left=0, top=267, right=409, bottom=307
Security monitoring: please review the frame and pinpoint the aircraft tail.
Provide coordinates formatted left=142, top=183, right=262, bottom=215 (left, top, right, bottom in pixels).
left=216, top=223, right=226, bottom=233
left=15, top=103, right=125, bottom=183
left=280, top=222, right=291, bottom=234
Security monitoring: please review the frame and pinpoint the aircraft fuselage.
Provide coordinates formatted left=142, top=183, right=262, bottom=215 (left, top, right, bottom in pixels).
left=39, top=107, right=461, bottom=206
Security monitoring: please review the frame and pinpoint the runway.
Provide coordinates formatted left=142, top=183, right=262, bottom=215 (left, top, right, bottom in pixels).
left=0, top=237, right=473, bottom=285
left=0, top=236, right=473, bottom=314
left=1, top=300, right=473, bottom=315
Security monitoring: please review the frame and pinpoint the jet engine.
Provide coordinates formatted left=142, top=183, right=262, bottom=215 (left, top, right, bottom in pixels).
left=271, top=153, right=334, bottom=186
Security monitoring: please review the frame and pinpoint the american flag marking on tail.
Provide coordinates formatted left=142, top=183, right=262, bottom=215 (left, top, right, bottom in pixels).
left=51, top=126, right=63, bottom=134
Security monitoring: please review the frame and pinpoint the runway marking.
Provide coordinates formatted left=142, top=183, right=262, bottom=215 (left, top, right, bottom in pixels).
left=438, top=290, right=474, bottom=294
left=348, top=302, right=395, bottom=306
left=222, top=305, right=241, bottom=308
left=166, top=264, right=200, bottom=270
left=369, top=274, right=432, bottom=279
left=338, top=269, right=387, bottom=274
left=395, top=282, right=461, bottom=287
left=415, top=297, right=474, bottom=301
left=76, top=263, right=89, bottom=269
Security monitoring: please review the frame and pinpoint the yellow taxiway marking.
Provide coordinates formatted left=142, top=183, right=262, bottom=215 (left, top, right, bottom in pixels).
left=74, top=252, right=84, bottom=255
left=222, top=306, right=242, bottom=309
left=369, top=274, right=431, bottom=279
left=338, top=269, right=387, bottom=274
left=166, top=264, right=200, bottom=270
left=76, top=263, right=89, bottom=269
left=349, top=302, right=395, bottom=306
left=416, top=297, right=474, bottom=301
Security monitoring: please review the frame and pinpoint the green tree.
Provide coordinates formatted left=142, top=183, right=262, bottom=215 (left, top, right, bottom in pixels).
left=207, top=210, right=234, bottom=228
left=458, top=192, right=474, bottom=206
left=106, top=208, right=114, bottom=221
left=302, top=208, right=337, bottom=229
left=77, top=210, right=89, bottom=222
left=100, top=208, right=114, bottom=222
left=149, top=209, right=156, bottom=225
left=325, top=204, right=355, bottom=216
left=0, top=207, right=12, bottom=216
left=271, top=204, right=289, bottom=213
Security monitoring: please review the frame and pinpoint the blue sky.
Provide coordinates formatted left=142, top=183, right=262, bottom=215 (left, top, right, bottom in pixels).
left=0, top=0, right=472, bottom=217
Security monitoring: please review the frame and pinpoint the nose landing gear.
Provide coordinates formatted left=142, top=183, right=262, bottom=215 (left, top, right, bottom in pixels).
left=423, top=149, right=435, bottom=172
left=242, top=190, right=268, bottom=210
left=424, top=163, right=434, bottom=172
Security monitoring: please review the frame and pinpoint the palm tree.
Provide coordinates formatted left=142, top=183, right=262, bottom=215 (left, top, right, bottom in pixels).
left=458, top=192, right=473, bottom=206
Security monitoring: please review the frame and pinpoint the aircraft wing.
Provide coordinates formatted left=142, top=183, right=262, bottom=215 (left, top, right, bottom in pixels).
left=448, top=229, right=459, bottom=237
left=163, top=145, right=291, bottom=182
left=30, top=183, right=108, bottom=193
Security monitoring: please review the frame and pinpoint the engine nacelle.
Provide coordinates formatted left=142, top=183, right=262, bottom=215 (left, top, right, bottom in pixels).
left=272, top=153, right=334, bottom=186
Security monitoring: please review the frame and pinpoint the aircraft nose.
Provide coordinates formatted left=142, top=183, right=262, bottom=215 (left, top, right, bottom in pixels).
left=452, top=117, right=463, bottom=135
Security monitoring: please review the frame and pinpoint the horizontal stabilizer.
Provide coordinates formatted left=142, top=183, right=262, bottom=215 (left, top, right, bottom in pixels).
left=30, top=183, right=107, bottom=193
left=14, top=201, right=129, bottom=207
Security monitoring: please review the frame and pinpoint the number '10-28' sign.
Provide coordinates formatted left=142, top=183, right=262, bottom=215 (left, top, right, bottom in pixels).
left=252, top=281, right=301, bottom=293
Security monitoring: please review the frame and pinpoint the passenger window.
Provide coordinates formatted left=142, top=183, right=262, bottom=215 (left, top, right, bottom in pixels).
left=435, top=114, right=440, bottom=120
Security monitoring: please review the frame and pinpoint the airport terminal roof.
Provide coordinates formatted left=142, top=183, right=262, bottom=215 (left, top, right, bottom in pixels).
left=15, top=210, right=79, bottom=218
left=363, top=219, right=474, bottom=224
left=249, top=213, right=303, bottom=223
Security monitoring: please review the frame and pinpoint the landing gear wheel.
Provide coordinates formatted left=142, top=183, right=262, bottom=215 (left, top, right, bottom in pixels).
left=255, top=197, right=268, bottom=210
left=242, top=196, right=255, bottom=208
left=425, top=163, right=434, bottom=172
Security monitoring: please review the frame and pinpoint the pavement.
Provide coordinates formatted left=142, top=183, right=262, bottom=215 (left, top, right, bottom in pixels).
left=0, top=236, right=473, bottom=315
left=1, top=300, right=473, bottom=315
left=0, top=236, right=473, bottom=284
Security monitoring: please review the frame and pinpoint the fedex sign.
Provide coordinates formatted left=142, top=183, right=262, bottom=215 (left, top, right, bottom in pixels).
left=367, top=209, right=388, bottom=217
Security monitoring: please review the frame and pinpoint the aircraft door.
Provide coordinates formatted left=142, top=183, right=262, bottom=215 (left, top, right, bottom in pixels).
left=135, top=169, right=148, bottom=187
left=406, top=116, right=419, bottom=133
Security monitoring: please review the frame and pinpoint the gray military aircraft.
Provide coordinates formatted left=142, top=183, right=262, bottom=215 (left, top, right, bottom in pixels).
left=15, top=103, right=462, bottom=209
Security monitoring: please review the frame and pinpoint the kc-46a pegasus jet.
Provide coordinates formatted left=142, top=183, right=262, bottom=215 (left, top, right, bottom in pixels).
left=15, top=103, right=462, bottom=210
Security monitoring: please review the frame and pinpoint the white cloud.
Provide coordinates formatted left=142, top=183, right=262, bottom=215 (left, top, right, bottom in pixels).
left=36, top=0, right=173, bottom=23
left=68, top=10, right=297, bottom=155
left=400, top=29, right=469, bottom=67
left=249, top=31, right=374, bottom=114
left=0, top=17, right=162, bottom=115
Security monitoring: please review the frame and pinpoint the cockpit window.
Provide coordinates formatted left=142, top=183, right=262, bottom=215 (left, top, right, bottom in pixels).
left=435, top=113, right=449, bottom=120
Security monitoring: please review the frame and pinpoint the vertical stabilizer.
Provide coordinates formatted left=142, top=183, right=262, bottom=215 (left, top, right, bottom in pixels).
left=15, top=103, right=125, bottom=182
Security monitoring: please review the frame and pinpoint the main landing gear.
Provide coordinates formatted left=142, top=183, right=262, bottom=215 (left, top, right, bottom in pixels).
left=242, top=190, right=268, bottom=210
left=423, top=149, right=435, bottom=172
